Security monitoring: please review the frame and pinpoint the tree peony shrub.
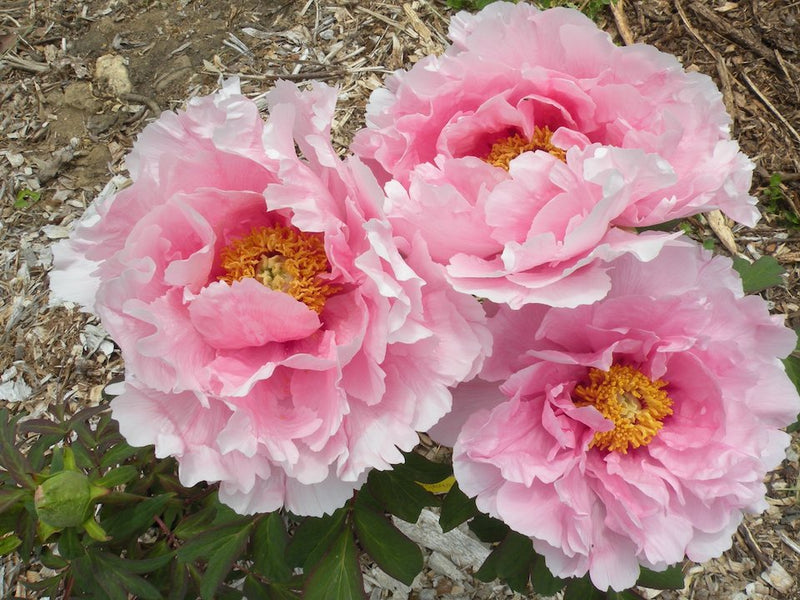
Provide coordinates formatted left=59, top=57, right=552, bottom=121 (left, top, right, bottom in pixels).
left=50, top=79, right=490, bottom=516
left=353, top=2, right=758, bottom=308
left=450, top=242, right=800, bottom=591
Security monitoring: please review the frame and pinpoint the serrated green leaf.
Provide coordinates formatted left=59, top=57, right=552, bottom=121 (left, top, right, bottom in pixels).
left=101, top=493, right=174, bottom=540
left=252, top=512, right=292, bottom=583
left=530, top=554, right=565, bottom=595
left=563, top=576, right=606, bottom=600
left=368, top=470, right=440, bottom=523
left=468, top=513, right=509, bottom=543
left=393, top=451, right=453, bottom=484
left=732, top=255, right=785, bottom=293
left=353, top=498, right=423, bottom=585
left=475, top=531, right=534, bottom=593
left=304, top=530, right=366, bottom=600
left=0, top=533, right=21, bottom=555
left=636, top=565, right=685, bottom=590
left=439, top=482, right=478, bottom=532
left=286, top=507, right=347, bottom=570
left=94, top=465, right=138, bottom=488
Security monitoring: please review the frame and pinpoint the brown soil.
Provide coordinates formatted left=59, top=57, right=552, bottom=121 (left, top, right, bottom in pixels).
left=1, top=0, right=799, bottom=598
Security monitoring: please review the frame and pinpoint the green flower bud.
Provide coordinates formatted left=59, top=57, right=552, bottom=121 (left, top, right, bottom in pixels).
left=34, top=470, right=106, bottom=529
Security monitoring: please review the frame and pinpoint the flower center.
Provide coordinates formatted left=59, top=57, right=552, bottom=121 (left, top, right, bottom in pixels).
left=483, top=126, right=566, bottom=170
left=573, top=364, right=673, bottom=454
left=219, top=225, right=338, bottom=313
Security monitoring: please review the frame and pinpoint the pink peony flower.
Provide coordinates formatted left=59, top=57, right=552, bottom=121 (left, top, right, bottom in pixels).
left=50, top=79, right=489, bottom=516
left=353, top=2, right=758, bottom=308
left=450, top=242, right=799, bottom=591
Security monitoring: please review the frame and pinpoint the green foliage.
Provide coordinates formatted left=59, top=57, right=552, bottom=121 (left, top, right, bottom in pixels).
left=731, top=255, right=786, bottom=293
left=445, top=0, right=503, bottom=11
left=14, top=188, right=40, bottom=209
left=445, top=0, right=614, bottom=20
left=0, top=407, right=696, bottom=598
left=535, top=0, right=613, bottom=20
left=763, top=173, right=800, bottom=227
left=636, top=565, right=685, bottom=590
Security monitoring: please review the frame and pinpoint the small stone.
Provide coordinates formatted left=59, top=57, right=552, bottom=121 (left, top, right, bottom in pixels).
left=94, top=54, right=132, bottom=97
left=418, top=590, right=436, bottom=600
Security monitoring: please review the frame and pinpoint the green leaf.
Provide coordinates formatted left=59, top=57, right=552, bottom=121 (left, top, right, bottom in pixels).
left=191, top=521, right=254, bottom=600
left=439, top=482, right=478, bottom=532
left=475, top=530, right=534, bottom=593
left=100, top=441, right=141, bottom=469
left=393, top=451, right=453, bottom=484
left=39, top=548, right=69, bottom=570
left=563, top=576, right=606, bottom=600
left=173, top=504, right=216, bottom=539
left=0, top=533, right=21, bottom=556
left=58, top=527, right=85, bottom=560
left=732, top=255, right=785, bottom=293
left=18, top=418, right=66, bottom=436
left=252, top=512, right=292, bottom=583
left=14, top=188, right=40, bottom=209
left=27, top=433, right=65, bottom=472
left=92, top=551, right=164, bottom=600
left=286, top=507, right=348, bottom=570
left=243, top=577, right=304, bottom=600
left=468, top=513, right=509, bottom=543
left=0, top=425, right=35, bottom=489
left=367, top=470, right=440, bottom=523
left=606, top=591, right=642, bottom=600
left=636, top=565, right=685, bottom=590
left=353, top=498, right=423, bottom=585
left=95, top=549, right=175, bottom=574
left=530, top=554, right=566, bottom=595
left=304, top=530, right=366, bottom=600
left=101, top=493, right=174, bottom=540
left=94, top=465, right=138, bottom=488
left=177, top=519, right=254, bottom=563
left=0, top=487, right=28, bottom=515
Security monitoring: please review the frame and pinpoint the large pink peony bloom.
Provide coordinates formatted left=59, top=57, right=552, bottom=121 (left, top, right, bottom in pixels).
left=353, top=2, right=758, bottom=308
left=50, top=79, right=489, bottom=516
left=451, top=242, right=799, bottom=591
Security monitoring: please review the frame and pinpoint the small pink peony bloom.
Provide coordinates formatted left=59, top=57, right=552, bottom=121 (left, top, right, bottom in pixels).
left=354, top=2, right=758, bottom=308
left=450, top=242, right=799, bottom=591
left=51, top=79, right=490, bottom=516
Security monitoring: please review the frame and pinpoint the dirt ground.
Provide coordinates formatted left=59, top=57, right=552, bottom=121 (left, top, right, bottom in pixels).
left=1, top=0, right=799, bottom=598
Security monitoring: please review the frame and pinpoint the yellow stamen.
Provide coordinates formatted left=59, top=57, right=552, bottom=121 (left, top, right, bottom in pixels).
left=573, top=364, right=673, bottom=454
left=219, top=225, right=338, bottom=314
left=484, top=126, right=566, bottom=170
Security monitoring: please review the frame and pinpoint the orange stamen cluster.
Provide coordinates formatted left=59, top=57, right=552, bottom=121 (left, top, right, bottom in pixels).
left=484, top=126, right=566, bottom=170
left=219, top=225, right=338, bottom=314
left=573, top=364, right=673, bottom=454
